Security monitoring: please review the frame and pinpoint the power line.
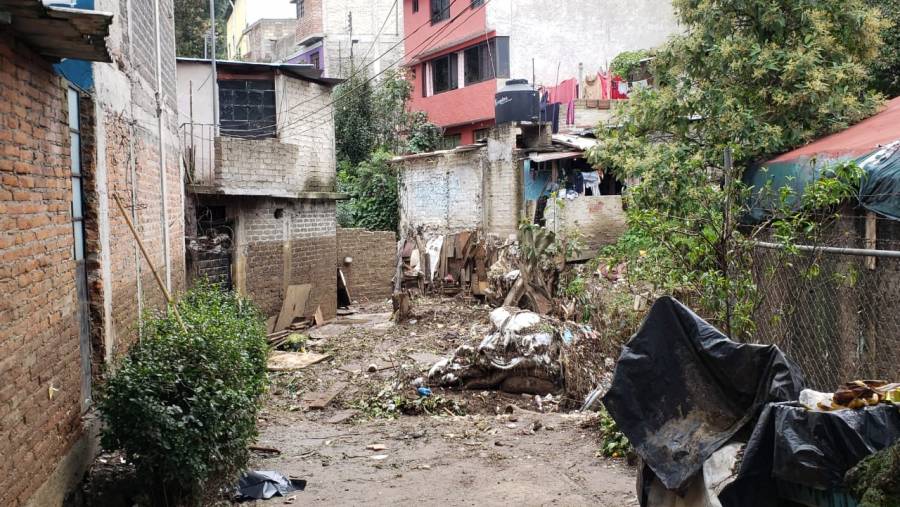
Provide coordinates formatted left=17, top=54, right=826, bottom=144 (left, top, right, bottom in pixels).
left=232, top=0, right=470, bottom=134
left=274, top=0, right=494, bottom=141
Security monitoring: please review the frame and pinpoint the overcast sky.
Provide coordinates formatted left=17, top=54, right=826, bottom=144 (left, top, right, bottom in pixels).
left=247, top=0, right=297, bottom=24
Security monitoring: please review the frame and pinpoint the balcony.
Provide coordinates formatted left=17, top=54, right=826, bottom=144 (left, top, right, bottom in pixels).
left=181, top=123, right=340, bottom=199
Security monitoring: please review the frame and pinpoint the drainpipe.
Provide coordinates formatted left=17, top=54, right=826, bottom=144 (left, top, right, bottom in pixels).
left=126, top=0, right=143, bottom=336
left=210, top=0, right=219, bottom=131
left=153, top=0, right=172, bottom=292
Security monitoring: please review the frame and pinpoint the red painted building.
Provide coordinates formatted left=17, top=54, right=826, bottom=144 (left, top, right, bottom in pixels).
left=401, top=0, right=681, bottom=146
left=403, top=0, right=508, bottom=146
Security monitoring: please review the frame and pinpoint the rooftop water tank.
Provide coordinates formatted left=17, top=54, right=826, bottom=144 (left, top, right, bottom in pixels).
left=495, top=79, right=539, bottom=125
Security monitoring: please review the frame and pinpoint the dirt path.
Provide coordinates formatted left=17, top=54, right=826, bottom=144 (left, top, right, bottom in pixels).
left=250, top=298, right=638, bottom=506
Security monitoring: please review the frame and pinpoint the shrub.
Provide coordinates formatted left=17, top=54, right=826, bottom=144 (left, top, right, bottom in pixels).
left=98, top=284, right=269, bottom=505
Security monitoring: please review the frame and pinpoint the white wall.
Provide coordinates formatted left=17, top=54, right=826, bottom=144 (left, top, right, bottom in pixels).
left=176, top=61, right=216, bottom=127
left=322, top=0, right=404, bottom=78
left=487, top=0, right=680, bottom=86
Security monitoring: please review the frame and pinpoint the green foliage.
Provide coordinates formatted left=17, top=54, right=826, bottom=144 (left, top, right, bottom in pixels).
left=406, top=111, right=443, bottom=154
left=845, top=442, right=900, bottom=507
left=338, top=150, right=399, bottom=232
left=98, top=283, right=268, bottom=504
left=334, top=71, right=377, bottom=166
left=590, top=0, right=885, bottom=335
left=610, top=49, right=650, bottom=79
left=174, top=0, right=228, bottom=58
left=868, top=0, right=900, bottom=96
left=353, top=388, right=463, bottom=419
left=596, top=407, right=633, bottom=459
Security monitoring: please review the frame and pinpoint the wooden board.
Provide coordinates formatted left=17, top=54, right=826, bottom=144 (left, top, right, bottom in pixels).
left=305, top=381, right=348, bottom=410
left=267, top=351, right=331, bottom=372
left=274, top=284, right=312, bottom=332
left=314, top=305, right=325, bottom=327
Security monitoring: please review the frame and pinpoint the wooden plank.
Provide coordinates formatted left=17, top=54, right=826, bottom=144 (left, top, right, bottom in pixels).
left=314, top=305, right=325, bottom=327
left=267, top=351, right=331, bottom=371
left=305, top=381, right=348, bottom=410
left=865, top=212, right=877, bottom=271
left=274, top=284, right=312, bottom=332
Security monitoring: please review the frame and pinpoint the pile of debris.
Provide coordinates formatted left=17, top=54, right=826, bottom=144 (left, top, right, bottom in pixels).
left=427, top=306, right=594, bottom=396
left=398, top=229, right=498, bottom=298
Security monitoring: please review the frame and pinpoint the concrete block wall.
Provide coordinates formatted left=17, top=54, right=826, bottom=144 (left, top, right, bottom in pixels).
left=320, top=0, right=404, bottom=78
left=336, top=227, right=396, bottom=302
left=237, top=198, right=338, bottom=321
left=214, top=137, right=300, bottom=193
left=398, top=149, right=485, bottom=236
left=544, top=195, right=627, bottom=259
left=482, top=125, right=522, bottom=239
left=0, top=33, right=87, bottom=507
left=277, top=75, right=336, bottom=192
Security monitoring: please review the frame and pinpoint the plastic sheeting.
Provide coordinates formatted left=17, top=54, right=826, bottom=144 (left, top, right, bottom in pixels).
left=602, top=297, right=804, bottom=492
left=718, top=402, right=900, bottom=507
left=236, top=470, right=306, bottom=501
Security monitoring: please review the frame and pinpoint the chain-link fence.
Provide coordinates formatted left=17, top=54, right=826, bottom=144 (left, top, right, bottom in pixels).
left=750, top=213, right=900, bottom=390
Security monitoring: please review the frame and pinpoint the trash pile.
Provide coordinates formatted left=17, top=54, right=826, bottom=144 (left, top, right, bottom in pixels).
left=427, top=306, right=586, bottom=395
left=599, top=296, right=900, bottom=507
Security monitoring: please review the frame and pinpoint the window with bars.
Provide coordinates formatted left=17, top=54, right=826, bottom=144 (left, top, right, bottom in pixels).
left=297, top=0, right=305, bottom=17
left=413, top=0, right=419, bottom=13
left=68, top=87, right=85, bottom=262
left=471, top=0, right=485, bottom=6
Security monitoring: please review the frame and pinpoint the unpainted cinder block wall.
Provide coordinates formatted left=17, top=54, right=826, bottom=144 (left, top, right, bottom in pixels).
left=237, top=198, right=338, bottom=321
left=336, top=227, right=396, bottom=302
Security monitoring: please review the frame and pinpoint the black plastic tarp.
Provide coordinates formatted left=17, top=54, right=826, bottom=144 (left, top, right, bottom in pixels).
left=236, top=471, right=306, bottom=501
left=719, top=402, right=900, bottom=506
left=602, top=297, right=805, bottom=492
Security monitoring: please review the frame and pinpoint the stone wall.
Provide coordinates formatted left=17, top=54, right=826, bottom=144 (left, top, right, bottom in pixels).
left=336, top=227, right=396, bottom=302
left=235, top=197, right=338, bottom=321
left=0, top=33, right=86, bottom=507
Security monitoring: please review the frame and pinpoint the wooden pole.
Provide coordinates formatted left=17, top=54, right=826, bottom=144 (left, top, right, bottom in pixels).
left=114, top=194, right=187, bottom=331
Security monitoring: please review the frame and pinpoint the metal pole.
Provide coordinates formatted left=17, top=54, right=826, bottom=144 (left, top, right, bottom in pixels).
left=209, top=0, right=219, bottom=132
left=153, top=0, right=172, bottom=293
left=754, top=241, right=900, bottom=259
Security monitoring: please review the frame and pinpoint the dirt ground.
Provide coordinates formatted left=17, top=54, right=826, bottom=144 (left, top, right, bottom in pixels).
left=250, top=296, right=639, bottom=506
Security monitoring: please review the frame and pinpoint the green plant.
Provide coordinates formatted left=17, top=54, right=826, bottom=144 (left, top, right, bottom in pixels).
left=596, top=407, right=633, bottom=459
left=845, top=442, right=900, bottom=507
left=610, top=49, right=651, bottom=79
left=338, top=150, right=399, bottom=232
left=98, top=283, right=269, bottom=505
left=353, top=388, right=463, bottom=419
left=589, top=0, right=884, bottom=336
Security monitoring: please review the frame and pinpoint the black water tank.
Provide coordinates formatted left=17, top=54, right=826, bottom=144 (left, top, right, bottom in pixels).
left=495, top=79, right=539, bottom=125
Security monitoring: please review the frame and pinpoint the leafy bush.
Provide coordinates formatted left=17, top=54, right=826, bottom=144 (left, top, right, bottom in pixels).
left=596, top=407, right=634, bottom=460
left=338, top=150, right=399, bottom=232
left=98, top=284, right=269, bottom=505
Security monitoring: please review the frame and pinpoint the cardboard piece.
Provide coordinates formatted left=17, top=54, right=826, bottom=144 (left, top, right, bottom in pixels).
left=267, top=351, right=331, bottom=372
left=274, top=284, right=312, bottom=332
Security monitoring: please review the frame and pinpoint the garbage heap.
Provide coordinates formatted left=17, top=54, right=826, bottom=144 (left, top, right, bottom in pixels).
left=428, top=307, right=566, bottom=395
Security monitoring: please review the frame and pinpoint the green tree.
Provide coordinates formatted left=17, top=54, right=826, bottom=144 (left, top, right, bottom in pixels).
left=174, top=0, right=228, bottom=58
left=869, top=0, right=900, bottom=96
left=589, top=0, right=885, bottom=335
left=334, top=68, right=441, bottom=231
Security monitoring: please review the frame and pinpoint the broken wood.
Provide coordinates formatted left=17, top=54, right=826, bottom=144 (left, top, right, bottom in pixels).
left=305, top=381, right=348, bottom=410
left=267, top=351, right=331, bottom=372
left=274, top=284, right=312, bottom=332
left=249, top=445, right=281, bottom=454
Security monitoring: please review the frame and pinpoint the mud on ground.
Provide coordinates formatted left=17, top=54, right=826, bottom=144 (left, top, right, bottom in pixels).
left=251, top=296, right=638, bottom=506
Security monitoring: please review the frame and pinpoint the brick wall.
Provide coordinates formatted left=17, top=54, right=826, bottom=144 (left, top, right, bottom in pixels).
left=336, top=227, right=396, bottom=302
left=238, top=197, right=338, bottom=320
left=0, top=33, right=85, bottom=507
left=296, top=0, right=324, bottom=40
left=543, top=195, right=627, bottom=259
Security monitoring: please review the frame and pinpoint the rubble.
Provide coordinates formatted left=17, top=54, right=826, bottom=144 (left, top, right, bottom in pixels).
left=427, top=307, right=568, bottom=395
